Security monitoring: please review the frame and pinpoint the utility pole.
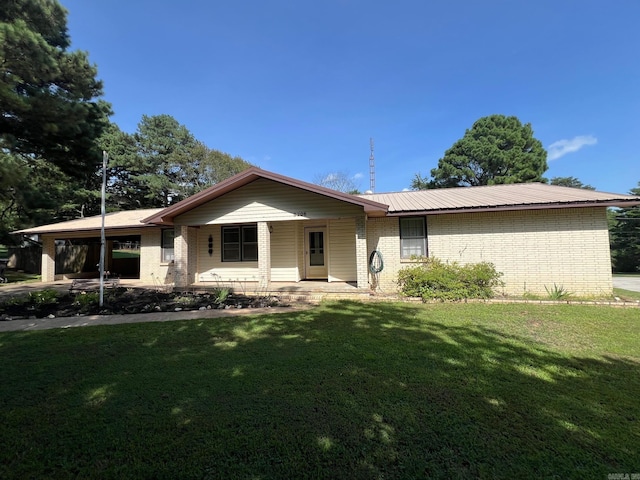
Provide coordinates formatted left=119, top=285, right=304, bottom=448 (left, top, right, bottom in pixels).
left=99, top=151, right=107, bottom=307
left=369, top=138, right=375, bottom=193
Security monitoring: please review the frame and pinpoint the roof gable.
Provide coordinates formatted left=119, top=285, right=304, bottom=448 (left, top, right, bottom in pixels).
left=143, top=167, right=389, bottom=224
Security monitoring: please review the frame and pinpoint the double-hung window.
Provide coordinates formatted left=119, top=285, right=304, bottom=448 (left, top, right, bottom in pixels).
left=400, top=217, right=427, bottom=258
left=222, top=224, right=258, bottom=262
left=161, top=228, right=175, bottom=263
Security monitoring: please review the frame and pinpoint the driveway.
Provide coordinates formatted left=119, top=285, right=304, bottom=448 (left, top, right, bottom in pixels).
left=613, top=276, right=640, bottom=292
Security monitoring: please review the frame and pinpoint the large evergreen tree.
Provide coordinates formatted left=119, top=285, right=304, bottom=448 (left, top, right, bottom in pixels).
left=99, top=115, right=253, bottom=210
left=0, top=0, right=111, bottom=176
left=412, top=115, right=548, bottom=189
left=548, top=176, right=595, bottom=190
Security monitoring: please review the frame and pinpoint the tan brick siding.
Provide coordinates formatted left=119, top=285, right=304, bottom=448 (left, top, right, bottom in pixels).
left=367, top=207, right=613, bottom=296
left=140, top=229, right=173, bottom=285
left=366, top=217, right=401, bottom=291
left=41, top=236, right=56, bottom=282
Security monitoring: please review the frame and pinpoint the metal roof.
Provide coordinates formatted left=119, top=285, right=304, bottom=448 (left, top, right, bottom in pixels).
left=14, top=209, right=164, bottom=235
left=13, top=174, right=640, bottom=236
left=359, top=183, right=640, bottom=215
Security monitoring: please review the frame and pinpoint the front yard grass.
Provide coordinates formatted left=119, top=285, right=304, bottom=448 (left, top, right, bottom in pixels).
left=614, top=287, right=640, bottom=302
left=0, top=301, right=638, bottom=479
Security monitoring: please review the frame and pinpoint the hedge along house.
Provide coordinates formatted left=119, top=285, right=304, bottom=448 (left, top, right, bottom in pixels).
left=16, top=167, right=640, bottom=296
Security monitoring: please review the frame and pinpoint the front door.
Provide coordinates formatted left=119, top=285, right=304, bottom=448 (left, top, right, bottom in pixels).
left=305, top=227, right=328, bottom=279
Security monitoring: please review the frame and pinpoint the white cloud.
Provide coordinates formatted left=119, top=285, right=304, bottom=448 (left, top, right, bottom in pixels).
left=353, top=172, right=363, bottom=180
left=547, top=135, right=597, bottom=161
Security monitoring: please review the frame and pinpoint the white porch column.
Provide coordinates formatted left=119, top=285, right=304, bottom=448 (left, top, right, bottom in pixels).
left=257, top=222, right=271, bottom=289
left=41, top=236, right=56, bottom=282
left=174, top=226, right=198, bottom=288
left=355, top=215, right=368, bottom=289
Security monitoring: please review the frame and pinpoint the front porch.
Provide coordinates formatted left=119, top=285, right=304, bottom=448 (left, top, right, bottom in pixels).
left=0, top=279, right=372, bottom=304
left=173, top=216, right=369, bottom=291
left=189, top=279, right=371, bottom=301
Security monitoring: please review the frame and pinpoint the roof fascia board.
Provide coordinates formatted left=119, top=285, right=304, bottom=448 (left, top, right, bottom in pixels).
left=384, top=200, right=640, bottom=216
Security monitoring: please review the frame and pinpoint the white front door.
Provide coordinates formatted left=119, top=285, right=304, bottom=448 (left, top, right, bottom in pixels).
left=305, top=227, right=328, bottom=279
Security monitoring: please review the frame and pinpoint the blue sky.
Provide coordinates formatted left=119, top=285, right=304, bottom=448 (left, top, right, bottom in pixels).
left=62, top=0, right=639, bottom=194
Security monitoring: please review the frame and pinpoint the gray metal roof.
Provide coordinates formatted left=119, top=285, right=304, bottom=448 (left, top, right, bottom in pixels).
left=13, top=179, right=640, bottom=236
left=14, top=209, right=164, bottom=235
left=359, top=183, right=640, bottom=215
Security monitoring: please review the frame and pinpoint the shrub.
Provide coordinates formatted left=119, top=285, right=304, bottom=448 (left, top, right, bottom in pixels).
left=544, top=283, right=573, bottom=300
left=74, top=292, right=100, bottom=308
left=28, top=289, right=59, bottom=305
left=215, top=288, right=230, bottom=304
left=397, top=258, right=503, bottom=301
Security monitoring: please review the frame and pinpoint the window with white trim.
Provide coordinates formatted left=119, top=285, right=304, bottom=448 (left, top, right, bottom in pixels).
left=400, top=217, right=427, bottom=258
left=222, top=224, right=258, bottom=262
left=161, top=228, right=175, bottom=263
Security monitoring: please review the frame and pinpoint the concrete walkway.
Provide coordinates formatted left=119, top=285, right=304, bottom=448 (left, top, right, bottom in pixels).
left=613, top=276, right=640, bottom=292
left=0, top=305, right=310, bottom=332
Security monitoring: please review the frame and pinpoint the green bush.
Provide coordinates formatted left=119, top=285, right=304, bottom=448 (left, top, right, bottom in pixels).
left=544, top=283, right=573, bottom=300
left=397, top=258, right=503, bottom=301
left=74, top=292, right=100, bottom=309
left=28, top=289, right=59, bottom=305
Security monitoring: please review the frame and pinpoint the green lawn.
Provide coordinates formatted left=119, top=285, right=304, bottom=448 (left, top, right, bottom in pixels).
left=1, top=270, right=41, bottom=284
left=614, top=287, right=640, bottom=302
left=112, top=249, right=141, bottom=259
left=0, top=302, right=638, bottom=479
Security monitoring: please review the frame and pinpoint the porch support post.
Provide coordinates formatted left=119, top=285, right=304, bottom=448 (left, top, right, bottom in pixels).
left=355, top=215, right=368, bottom=289
left=41, top=235, right=56, bottom=283
left=257, top=221, right=271, bottom=290
left=174, top=225, right=197, bottom=288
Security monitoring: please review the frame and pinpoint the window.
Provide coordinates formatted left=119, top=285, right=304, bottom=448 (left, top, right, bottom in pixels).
left=161, top=228, right=175, bottom=263
left=222, top=224, right=258, bottom=262
left=400, top=217, right=427, bottom=258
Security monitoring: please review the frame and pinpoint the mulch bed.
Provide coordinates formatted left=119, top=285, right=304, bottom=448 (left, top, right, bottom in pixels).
left=0, top=287, right=284, bottom=321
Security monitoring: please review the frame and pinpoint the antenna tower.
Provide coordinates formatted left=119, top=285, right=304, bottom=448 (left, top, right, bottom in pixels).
left=369, top=137, right=375, bottom=193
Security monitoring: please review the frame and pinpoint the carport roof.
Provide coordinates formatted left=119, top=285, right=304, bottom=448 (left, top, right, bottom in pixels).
left=14, top=209, right=164, bottom=235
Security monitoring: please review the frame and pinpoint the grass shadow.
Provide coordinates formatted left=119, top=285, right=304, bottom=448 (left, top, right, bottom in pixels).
left=0, top=300, right=638, bottom=478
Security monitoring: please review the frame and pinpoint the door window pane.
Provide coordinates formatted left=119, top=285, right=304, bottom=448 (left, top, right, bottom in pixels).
left=309, top=231, right=324, bottom=266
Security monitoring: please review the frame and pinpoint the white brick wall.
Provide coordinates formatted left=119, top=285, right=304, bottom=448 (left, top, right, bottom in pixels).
left=140, top=228, right=173, bottom=285
left=367, top=207, right=613, bottom=296
left=257, top=221, right=271, bottom=288
left=41, top=236, right=56, bottom=282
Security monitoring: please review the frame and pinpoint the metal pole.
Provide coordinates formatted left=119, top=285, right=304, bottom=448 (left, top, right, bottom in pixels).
left=99, top=151, right=108, bottom=307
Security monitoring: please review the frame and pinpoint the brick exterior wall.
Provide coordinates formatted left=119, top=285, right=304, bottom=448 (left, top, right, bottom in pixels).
left=366, top=217, right=401, bottom=291
left=367, top=207, right=613, bottom=296
left=355, top=215, right=368, bottom=288
left=173, top=226, right=199, bottom=288
left=257, top=221, right=271, bottom=289
left=41, top=236, right=56, bottom=282
left=140, top=229, right=173, bottom=285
